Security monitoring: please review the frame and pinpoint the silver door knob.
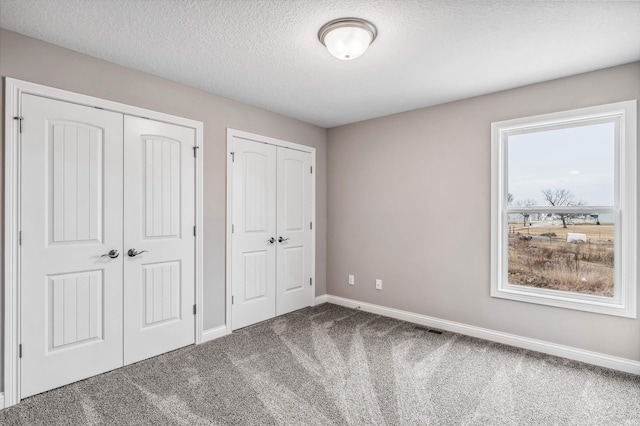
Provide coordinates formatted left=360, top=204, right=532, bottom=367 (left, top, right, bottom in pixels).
left=128, top=248, right=149, bottom=257
left=268, top=237, right=276, bottom=244
left=278, top=236, right=290, bottom=243
left=101, top=249, right=119, bottom=259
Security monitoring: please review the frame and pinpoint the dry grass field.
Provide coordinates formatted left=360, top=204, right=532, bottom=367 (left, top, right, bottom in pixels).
left=509, top=222, right=615, bottom=241
left=507, top=223, right=614, bottom=297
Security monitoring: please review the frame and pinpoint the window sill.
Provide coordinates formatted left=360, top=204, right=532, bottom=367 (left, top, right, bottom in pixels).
left=491, top=283, right=636, bottom=318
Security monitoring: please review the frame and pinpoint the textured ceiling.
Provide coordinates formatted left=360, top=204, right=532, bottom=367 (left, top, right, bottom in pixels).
left=1, top=0, right=639, bottom=128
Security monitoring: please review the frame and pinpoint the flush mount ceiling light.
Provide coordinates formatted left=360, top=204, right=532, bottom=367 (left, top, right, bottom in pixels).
left=318, top=18, right=377, bottom=60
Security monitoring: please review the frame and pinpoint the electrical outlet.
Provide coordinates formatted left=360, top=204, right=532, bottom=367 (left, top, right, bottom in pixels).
left=375, top=279, right=382, bottom=290
left=348, top=275, right=355, bottom=285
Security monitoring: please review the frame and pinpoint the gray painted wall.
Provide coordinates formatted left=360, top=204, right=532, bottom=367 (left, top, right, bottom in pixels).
left=0, top=29, right=328, bottom=387
left=327, top=62, right=640, bottom=361
left=0, top=27, right=637, bottom=397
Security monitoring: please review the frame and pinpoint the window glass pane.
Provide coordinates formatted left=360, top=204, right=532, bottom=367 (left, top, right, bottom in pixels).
left=507, top=214, right=614, bottom=297
left=508, top=122, right=615, bottom=207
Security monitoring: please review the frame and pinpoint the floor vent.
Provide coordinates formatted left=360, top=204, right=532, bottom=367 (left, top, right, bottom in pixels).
left=414, top=326, right=443, bottom=334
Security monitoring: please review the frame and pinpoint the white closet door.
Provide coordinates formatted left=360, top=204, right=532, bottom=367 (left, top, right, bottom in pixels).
left=231, top=138, right=277, bottom=330
left=20, top=94, right=124, bottom=398
left=276, top=148, right=313, bottom=315
left=123, top=116, right=196, bottom=365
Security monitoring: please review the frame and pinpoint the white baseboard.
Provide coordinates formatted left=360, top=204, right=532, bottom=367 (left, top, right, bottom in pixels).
left=200, top=325, right=230, bottom=343
left=315, top=294, right=328, bottom=305
left=0, top=392, right=4, bottom=409
left=325, top=295, right=640, bottom=375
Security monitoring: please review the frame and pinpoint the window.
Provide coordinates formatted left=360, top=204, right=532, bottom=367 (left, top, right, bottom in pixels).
left=491, top=101, right=637, bottom=317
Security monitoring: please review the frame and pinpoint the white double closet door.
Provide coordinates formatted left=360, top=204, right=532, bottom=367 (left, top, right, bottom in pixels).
left=20, top=94, right=195, bottom=398
left=231, top=137, right=313, bottom=330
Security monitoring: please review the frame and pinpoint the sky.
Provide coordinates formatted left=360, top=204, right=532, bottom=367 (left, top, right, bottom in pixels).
left=507, top=121, right=615, bottom=207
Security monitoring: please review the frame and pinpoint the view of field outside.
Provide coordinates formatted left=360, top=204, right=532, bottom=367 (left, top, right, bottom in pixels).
left=507, top=219, right=614, bottom=297
left=506, top=122, right=616, bottom=297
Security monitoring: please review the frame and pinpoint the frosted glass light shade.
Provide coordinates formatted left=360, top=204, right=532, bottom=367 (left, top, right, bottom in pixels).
left=324, top=26, right=371, bottom=60
left=319, top=18, right=377, bottom=61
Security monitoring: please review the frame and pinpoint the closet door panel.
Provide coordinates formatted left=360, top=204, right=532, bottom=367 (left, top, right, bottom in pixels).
left=276, top=148, right=313, bottom=316
left=123, top=116, right=196, bottom=365
left=20, top=94, right=124, bottom=398
left=231, top=138, right=277, bottom=330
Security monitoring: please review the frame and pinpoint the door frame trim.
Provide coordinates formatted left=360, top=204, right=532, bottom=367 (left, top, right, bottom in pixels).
left=3, top=77, right=205, bottom=408
left=225, top=128, right=317, bottom=332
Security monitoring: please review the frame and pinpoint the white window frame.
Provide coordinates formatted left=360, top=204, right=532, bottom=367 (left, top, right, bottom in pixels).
left=491, top=100, right=637, bottom=318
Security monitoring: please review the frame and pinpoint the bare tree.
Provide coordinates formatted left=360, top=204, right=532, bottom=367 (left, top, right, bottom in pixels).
left=515, top=199, right=537, bottom=226
left=541, top=189, right=586, bottom=228
left=507, top=193, right=514, bottom=205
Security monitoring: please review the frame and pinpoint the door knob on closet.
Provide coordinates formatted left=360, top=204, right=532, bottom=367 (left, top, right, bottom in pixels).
left=278, top=236, right=290, bottom=243
left=128, top=248, right=149, bottom=257
left=268, top=237, right=276, bottom=244
left=101, top=249, right=120, bottom=259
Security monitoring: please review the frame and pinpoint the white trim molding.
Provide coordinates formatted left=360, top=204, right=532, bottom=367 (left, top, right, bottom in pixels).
left=3, top=78, right=205, bottom=408
left=325, top=295, right=640, bottom=375
left=490, top=100, right=637, bottom=318
left=4, top=78, right=22, bottom=407
left=201, top=325, right=231, bottom=344
left=315, top=294, right=328, bottom=305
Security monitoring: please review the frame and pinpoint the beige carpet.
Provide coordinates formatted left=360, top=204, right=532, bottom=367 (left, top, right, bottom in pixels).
left=1, top=303, right=638, bottom=425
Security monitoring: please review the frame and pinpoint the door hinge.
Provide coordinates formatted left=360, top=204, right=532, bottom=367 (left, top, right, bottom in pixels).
left=193, top=225, right=196, bottom=236
left=232, top=296, right=234, bottom=305
left=310, top=166, right=313, bottom=174
left=19, top=344, right=22, bottom=358
left=193, top=146, right=200, bottom=158
left=310, top=222, right=312, bottom=230
left=310, top=278, right=313, bottom=286
left=19, top=230, right=22, bottom=245
left=232, top=224, right=234, bottom=233
left=231, top=152, right=235, bottom=162
left=13, top=116, right=24, bottom=133
left=193, top=304, right=197, bottom=315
